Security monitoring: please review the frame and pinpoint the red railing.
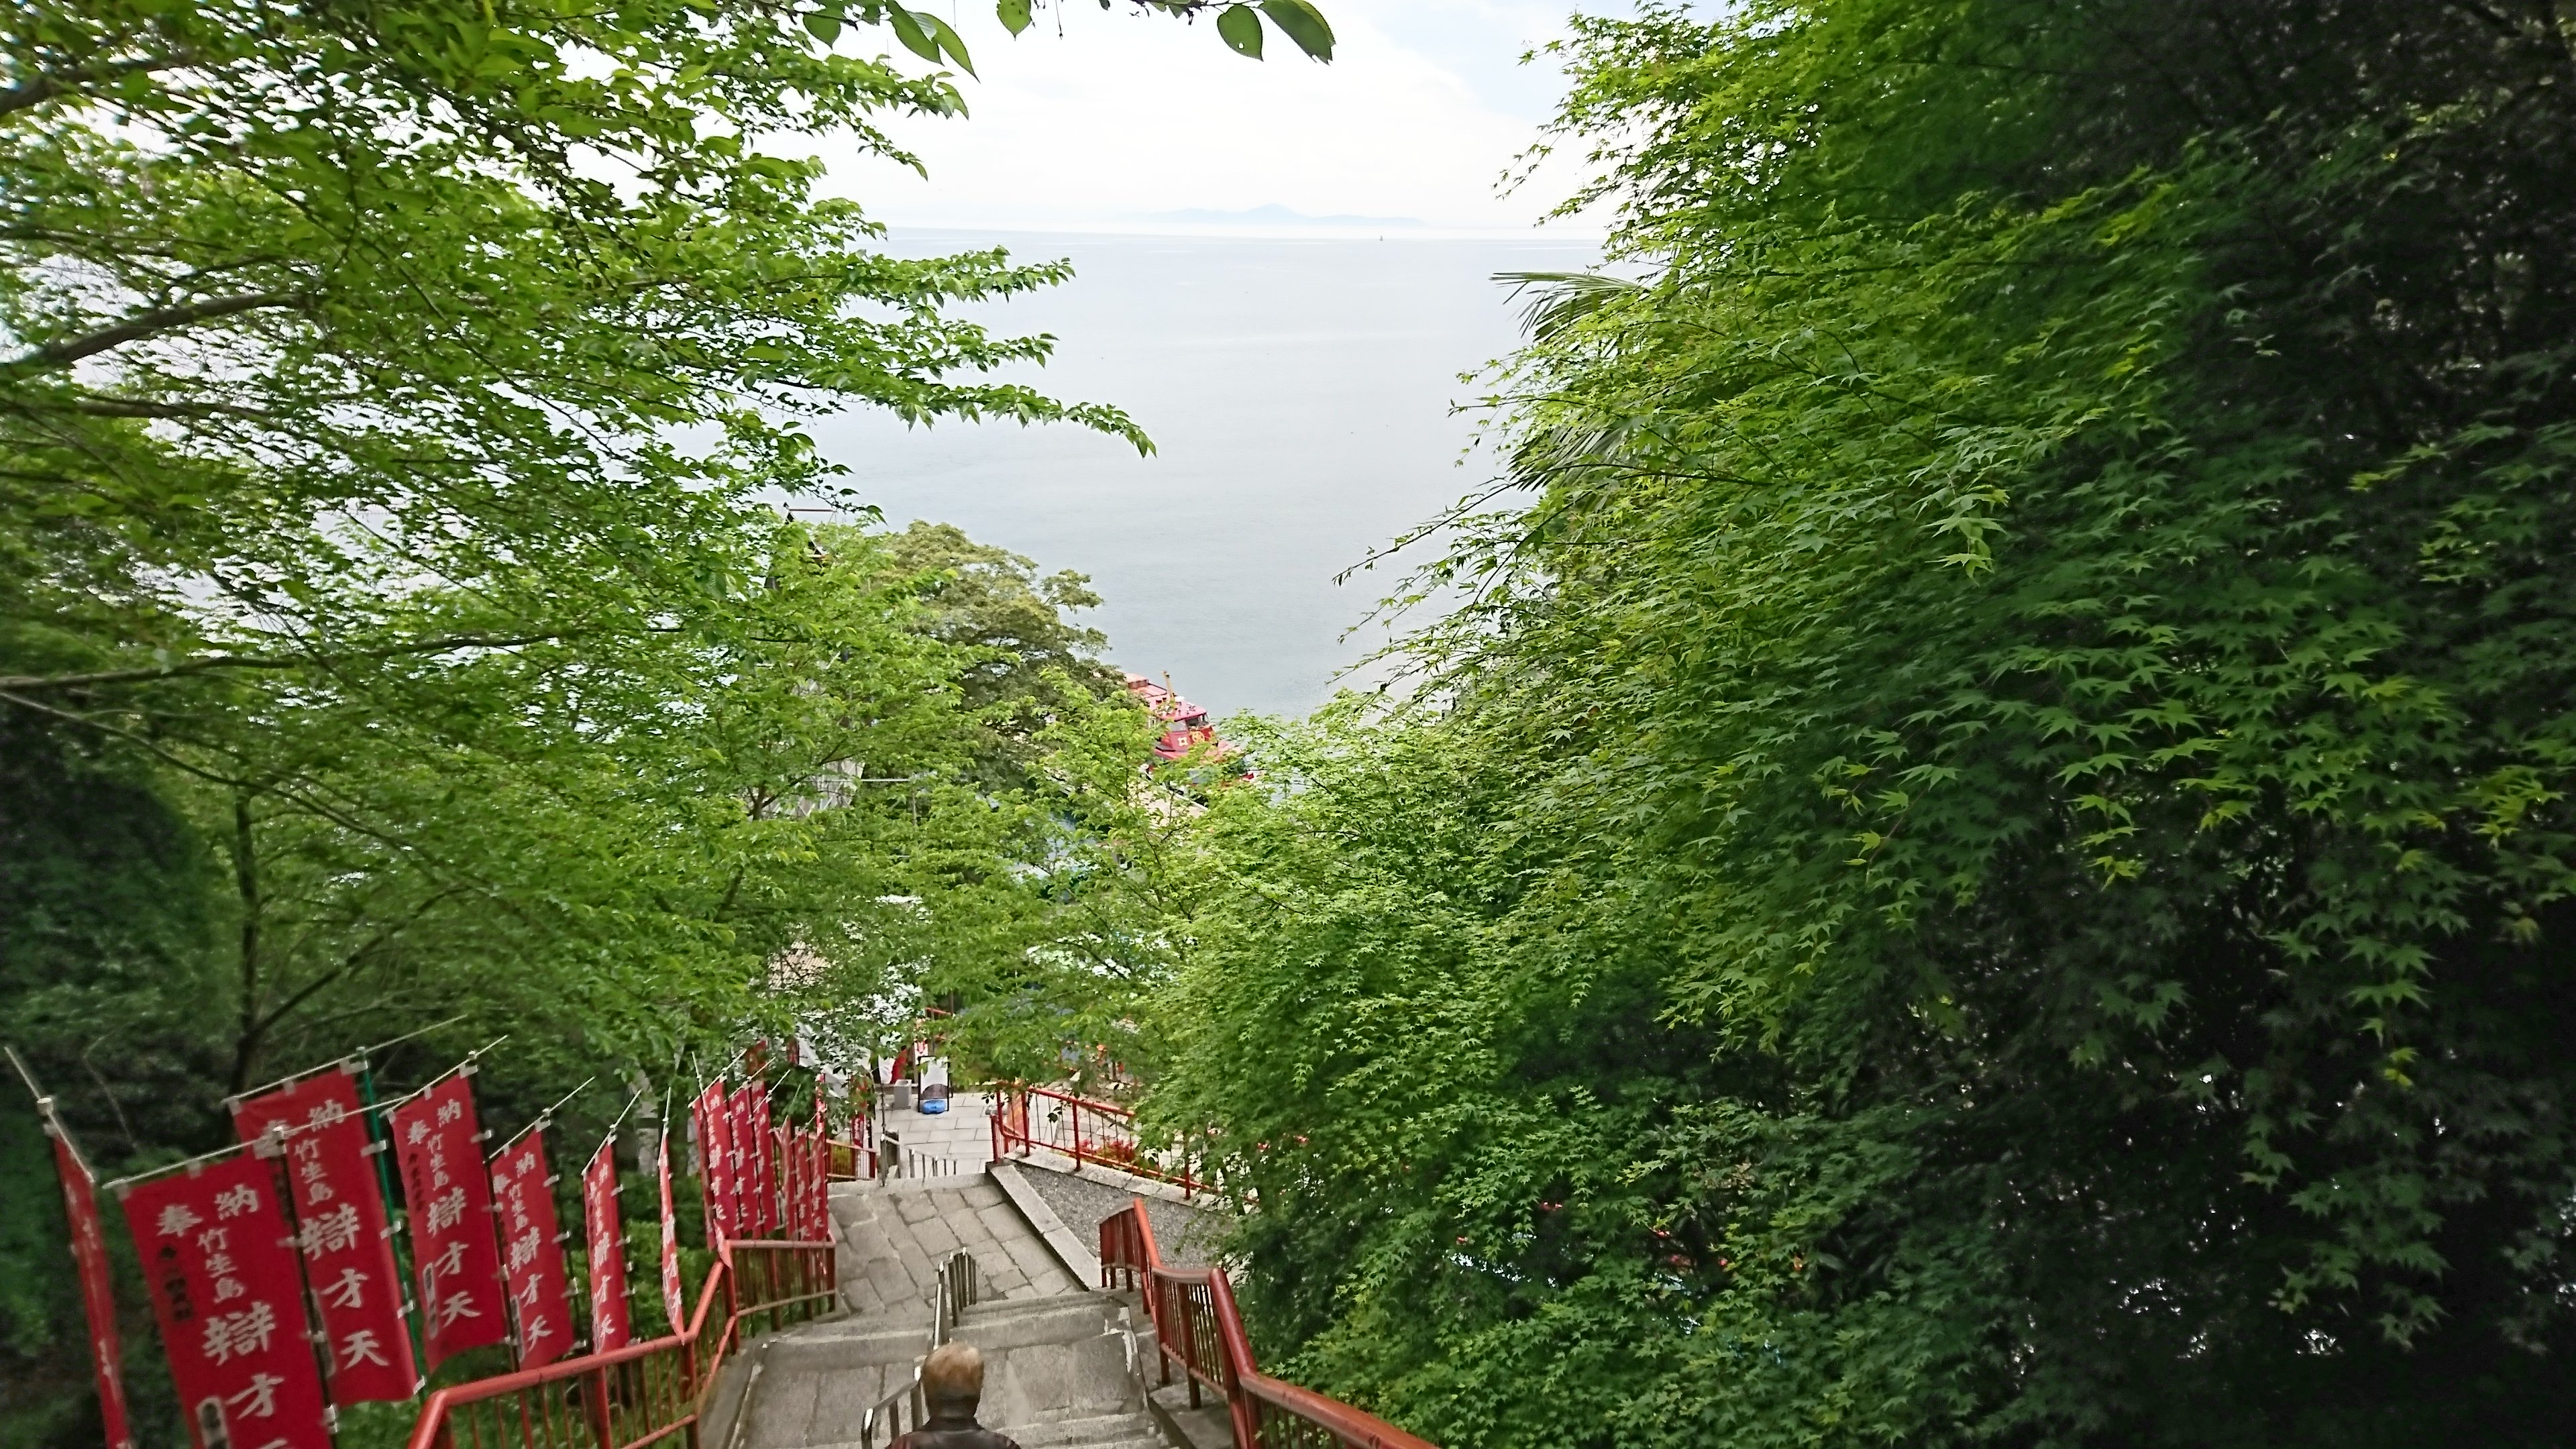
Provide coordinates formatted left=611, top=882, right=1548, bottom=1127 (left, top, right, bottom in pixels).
left=826, top=1135, right=876, bottom=1180
left=991, top=1083, right=1202, bottom=1196
left=407, top=1238, right=836, bottom=1449
left=1099, top=1203, right=1436, bottom=1449
left=827, top=1108, right=876, bottom=1180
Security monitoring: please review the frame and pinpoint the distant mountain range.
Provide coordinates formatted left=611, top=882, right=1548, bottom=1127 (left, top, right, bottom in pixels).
left=1135, top=203, right=1426, bottom=229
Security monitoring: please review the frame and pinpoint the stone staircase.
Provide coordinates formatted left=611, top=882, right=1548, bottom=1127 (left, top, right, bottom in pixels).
left=706, top=1170, right=1160, bottom=1449
left=833, top=1175, right=1083, bottom=1317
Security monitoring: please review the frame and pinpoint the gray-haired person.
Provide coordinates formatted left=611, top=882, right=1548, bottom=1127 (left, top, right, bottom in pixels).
left=890, top=1342, right=1020, bottom=1449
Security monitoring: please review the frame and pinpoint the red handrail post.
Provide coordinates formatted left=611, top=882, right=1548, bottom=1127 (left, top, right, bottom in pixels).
left=679, top=1279, right=704, bottom=1432
left=584, top=1362, right=613, bottom=1449
left=1070, top=1097, right=1083, bottom=1170
left=723, top=1249, right=741, bottom=1352
left=1207, top=1270, right=1262, bottom=1449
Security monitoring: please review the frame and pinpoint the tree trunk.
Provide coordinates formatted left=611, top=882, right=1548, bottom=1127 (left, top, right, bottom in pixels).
left=227, top=791, right=263, bottom=1096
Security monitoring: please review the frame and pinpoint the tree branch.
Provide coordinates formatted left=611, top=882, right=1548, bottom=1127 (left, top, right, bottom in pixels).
left=0, top=632, right=572, bottom=691
left=5, top=290, right=308, bottom=373
left=54, top=395, right=283, bottom=423
left=246, top=883, right=462, bottom=1045
left=0, top=53, right=191, bottom=119
left=0, top=686, right=492, bottom=896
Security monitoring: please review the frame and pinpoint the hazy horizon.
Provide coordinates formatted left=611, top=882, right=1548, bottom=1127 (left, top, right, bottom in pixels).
left=807, top=228, right=1595, bottom=718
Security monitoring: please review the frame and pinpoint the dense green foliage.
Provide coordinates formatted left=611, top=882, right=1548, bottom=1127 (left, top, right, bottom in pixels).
left=868, top=520, right=1124, bottom=783
left=1148, top=3, right=2576, bottom=1444
left=0, top=1, right=1238, bottom=1442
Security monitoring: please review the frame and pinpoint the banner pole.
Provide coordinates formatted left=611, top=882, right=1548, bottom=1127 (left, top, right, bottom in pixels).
left=601, top=1087, right=647, bottom=1142
left=355, top=1035, right=511, bottom=1122
left=97, top=1133, right=264, bottom=1191
left=223, top=1012, right=471, bottom=1109
left=498, top=1075, right=596, bottom=1153
left=355, top=1053, right=430, bottom=1386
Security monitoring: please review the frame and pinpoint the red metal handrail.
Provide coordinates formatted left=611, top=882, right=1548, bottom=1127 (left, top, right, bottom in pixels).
left=826, top=1133, right=876, bottom=1181
left=1099, top=1202, right=1436, bottom=1449
left=407, top=1238, right=836, bottom=1449
left=991, top=1083, right=1202, bottom=1197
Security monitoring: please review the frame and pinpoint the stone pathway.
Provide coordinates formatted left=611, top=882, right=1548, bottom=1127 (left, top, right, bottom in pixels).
left=828, top=1175, right=1081, bottom=1317
left=874, top=1085, right=997, bottom=1177
left=708, top=1092, right=1155, bottom=1449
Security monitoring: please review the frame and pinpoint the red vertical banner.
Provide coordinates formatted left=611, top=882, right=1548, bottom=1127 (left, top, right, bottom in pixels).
left=581, top=1140, right=631, bottom=1354
left=390, top=1075, right=508, bottom=1370
left=730, top=1085, right=767, bottom=1236
left=761, top=1108, right=782, bottom=1234
left=46, top=1122, right=134, bottom=1448
left=767, top=1121, right=788, bottom=1238
left=802, top=1128, right=824, bottom=1240
left=759, top=1102, right=782, bottom=1236
left=780, top=1123, right=802, bottom=1243
left=767, top=1119, right=788, bottom=1227
left=120, top=1154, right=332, bottom=1449
left=233, top=1070, right=418, bottom=1403
left=810, top=1130, right=830, bottom=1240
left=803, top=1124, right=821, bottom=1240
left=788, top=1128, right=806, bottom=1240
left=692, top=1083, right=733, bottom=1244
left=727, top=1084, right=758, bottom=1237
left=808, top=1091, right=828, bottom=1241
left=655, top=1127, right=685, bottom=1336
left=488, top=1132, right=574, bottom=1368
left=792, top=1129, right=810, bottom=1240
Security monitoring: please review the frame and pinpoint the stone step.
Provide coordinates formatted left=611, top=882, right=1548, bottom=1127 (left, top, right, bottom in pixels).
left=982, top=1411, right=1157, bottom=1448
left=727, top=1150, right=1143, bottom=1449
left=831, top=1176, right=1084, bottom=1317
left=808, top=1423, right=1164, bottom=1433
left=751, top=1322, right=930, bottom=1368
left=955, top=1323, right=1138, bottom=1430
left=954, top=1299, right=1126, bottom=1353
left=734, top=1354, right=916, bottom=1449
left=732, top=1316, right=1142, bottom=1449
left=962, top=1295, right=1119, bottom=1327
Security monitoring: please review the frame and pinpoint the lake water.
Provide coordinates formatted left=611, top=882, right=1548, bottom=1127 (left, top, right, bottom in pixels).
left=807, top=231, right=1597, bottom=718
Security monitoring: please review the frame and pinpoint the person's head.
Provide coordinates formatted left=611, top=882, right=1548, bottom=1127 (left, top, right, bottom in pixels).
left=921, top=1342, right=985, bottom=1420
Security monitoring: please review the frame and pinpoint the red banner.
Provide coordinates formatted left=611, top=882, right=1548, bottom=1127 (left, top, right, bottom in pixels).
left=761, top=1118, right=784, bottom=1238
left=790, top=1128, right=808, bottom=1240
left=656, top=1126, right=685, bottom=1335
left=489, top=1132, right=574, bottom=1367
left=233, top=1070, right=418, bottom=1403
left=390, top=1074, right=508, bottom=1371
left=692, top=1083, right=733, bottom=1244
left=47, top=1122, right=135, bottom=1448
left=581, top=1139, right=631, bottom=1354
left=809, top=1130, right=830, bottom=1240
left=731, top=1085, right=768, bottom=1236
left=119, top=1153, right=332, bottom=1449
left=781, top=1122, right=802, bottom=1243
left=806, top=1091, right=828, bottom=1241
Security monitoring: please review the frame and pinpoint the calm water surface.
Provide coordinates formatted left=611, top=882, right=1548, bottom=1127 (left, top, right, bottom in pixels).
left=808, top=231, right=1597, bottom=718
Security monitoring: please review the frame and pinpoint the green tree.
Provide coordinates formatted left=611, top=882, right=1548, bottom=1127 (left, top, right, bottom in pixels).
left=2, top=1, right=1330, bottom=1442
left=1147, top=3, right=2576, bottom=1444
left=864, top=519, right=1122, bottom=785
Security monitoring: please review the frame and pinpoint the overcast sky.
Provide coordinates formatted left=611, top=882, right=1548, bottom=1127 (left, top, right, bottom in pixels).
left=814, top=1, right=1601, bottom=233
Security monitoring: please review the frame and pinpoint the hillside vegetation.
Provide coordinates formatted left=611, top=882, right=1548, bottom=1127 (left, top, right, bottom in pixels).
left=1143, top=4, right=2576, bottom=1444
